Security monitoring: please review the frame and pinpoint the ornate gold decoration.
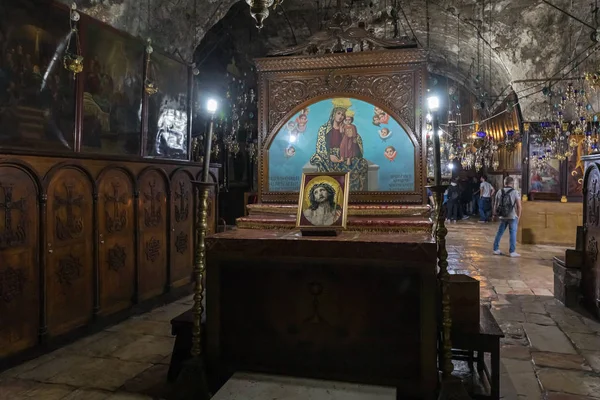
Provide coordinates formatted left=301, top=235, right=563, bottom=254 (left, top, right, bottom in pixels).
left=246, top=203, right=431, bottom=217
left=266, top=72, right=414, bottom=136
left=561, top=195, right=568, bottom=203
left=63, top=3, right=83, bottom=79
left=235, top=219, right=432, bottom=234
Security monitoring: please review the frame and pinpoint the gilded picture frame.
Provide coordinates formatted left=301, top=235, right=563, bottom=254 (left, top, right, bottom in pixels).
left=296, top=171, right=350, bottom=231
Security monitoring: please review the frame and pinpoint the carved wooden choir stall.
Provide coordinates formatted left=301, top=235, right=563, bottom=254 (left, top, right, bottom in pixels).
left=201, top=48, right=441, bottom=399
left=0, top=1, right=219, bottom=366
left=579, top=155, right=600, bottom=318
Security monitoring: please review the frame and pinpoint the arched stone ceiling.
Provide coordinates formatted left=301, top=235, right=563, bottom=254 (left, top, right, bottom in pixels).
left=64, top=0, right=599, bottom=121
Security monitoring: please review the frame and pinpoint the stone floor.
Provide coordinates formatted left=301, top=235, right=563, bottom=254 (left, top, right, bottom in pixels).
left=1, top=220, right=600, bottom=399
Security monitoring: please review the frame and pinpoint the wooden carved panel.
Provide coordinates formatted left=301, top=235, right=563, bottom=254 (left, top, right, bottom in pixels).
left=0, top=166, right=39, bottom=357
left=170, top=171, right=193, bottom=287
left=46, top=168, right=93, bottom=336
left=138, top=170, right=167, bottom=300
left=585, top=165, right=600, bottom=228
left=265, top=71, right=415, bottom=143
left=584, top=163, right=600, bottom=317
left=97, top=169, right=135, bottom=315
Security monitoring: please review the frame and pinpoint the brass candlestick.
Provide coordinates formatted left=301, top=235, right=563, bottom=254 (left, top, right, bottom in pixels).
left=173, top=106, right=217, bottom=400
left=427, top=95, right=471, bottom=399
left=191, top=180, right=213, bottom=358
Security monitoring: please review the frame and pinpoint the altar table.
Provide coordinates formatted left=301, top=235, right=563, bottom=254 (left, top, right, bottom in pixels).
left=205, top=229, right=438, bottom=400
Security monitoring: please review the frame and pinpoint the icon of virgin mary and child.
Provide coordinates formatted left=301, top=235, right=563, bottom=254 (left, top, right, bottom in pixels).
left=308, top=98, right=369, bottom=191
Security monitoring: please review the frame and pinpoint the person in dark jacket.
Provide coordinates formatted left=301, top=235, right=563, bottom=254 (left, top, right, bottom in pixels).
left=446, top=179, right=461, bottom=223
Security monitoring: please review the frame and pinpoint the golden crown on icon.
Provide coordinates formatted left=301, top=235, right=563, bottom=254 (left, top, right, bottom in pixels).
left=332, top=98, right=352, bottom=109
left=345, top=110, right=355, bottom=117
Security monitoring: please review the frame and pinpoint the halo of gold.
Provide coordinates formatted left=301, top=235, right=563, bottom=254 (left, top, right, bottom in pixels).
left=303, top=176, right=343, bottom=211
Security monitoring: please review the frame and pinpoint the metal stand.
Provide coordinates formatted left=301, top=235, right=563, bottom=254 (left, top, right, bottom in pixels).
left=172, top=181, right=215, bottom=400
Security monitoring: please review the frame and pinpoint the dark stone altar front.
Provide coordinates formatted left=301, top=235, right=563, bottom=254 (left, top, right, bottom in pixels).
left=205, top=229, right=438, bottom=399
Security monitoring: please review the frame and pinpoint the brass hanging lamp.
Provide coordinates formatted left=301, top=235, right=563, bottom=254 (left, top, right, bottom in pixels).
left=245, top=0, right=284, bottom=29
left=63, top=3, right=84, bottom=78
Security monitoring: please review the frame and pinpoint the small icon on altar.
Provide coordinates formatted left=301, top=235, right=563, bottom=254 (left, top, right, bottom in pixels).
left=296, top=172, right=350, bottom=235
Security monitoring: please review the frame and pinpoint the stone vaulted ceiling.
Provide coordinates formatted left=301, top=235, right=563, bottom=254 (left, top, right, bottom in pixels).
left=64, top=0, right=600, bottom=121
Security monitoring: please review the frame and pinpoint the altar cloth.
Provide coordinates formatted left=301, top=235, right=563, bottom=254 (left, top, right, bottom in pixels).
left=212, top=372, right=396, bottom=400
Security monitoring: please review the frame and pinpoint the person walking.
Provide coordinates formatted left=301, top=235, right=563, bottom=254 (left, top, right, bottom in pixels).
left=478, top=175, right=495, bottom=223
left=446, top=179, right=460, bottom=223
left=492, top=176, right=522, bottom=257
left=470, top=176, right=479, bottom=215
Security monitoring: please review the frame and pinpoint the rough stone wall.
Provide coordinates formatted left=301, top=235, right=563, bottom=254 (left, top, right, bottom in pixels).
left=66, top=0, right=599, bottom=121
left=61, top=0, right=237, bottom=61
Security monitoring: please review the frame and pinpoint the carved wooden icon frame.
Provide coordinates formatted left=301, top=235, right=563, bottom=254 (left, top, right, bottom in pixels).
left=255, top=49, right=427, bottom=204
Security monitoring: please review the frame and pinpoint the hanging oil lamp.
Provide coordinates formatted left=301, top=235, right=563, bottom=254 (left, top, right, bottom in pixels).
left=63, top=3, right=84, bottom=79
left=245, top=0, right=274, bottom=29
left=144, top=39, right=158, bottom=96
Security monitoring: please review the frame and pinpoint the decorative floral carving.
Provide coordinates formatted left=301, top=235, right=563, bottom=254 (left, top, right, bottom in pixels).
left=266, top=71, right=414, bottom=138
left=586, top=168, right=600, bottom=227
left=107, top=244, right=126, bottom=272
left=175, top=231, right=188, bottom=254
left=145, top=237, right=160, bottom=262
left=588, top=236, right=599, bottom=265
left=0, top=267, right=27, bottom=303
left=56, top=254, right=82, bottom=287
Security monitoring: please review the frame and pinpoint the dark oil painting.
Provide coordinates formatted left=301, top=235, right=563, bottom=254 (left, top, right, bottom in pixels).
left=82, top=22, right=143, bottom=155
left=146, top=52, right=189, bottom=160
left=0, top=2, right=75, bottom=150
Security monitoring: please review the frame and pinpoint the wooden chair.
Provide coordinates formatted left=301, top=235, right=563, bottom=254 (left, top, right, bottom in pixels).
left=451, top=306, right=504, bottom=400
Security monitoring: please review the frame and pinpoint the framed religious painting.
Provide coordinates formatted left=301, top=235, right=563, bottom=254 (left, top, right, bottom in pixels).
left=266, top=97, right=418, bottom=202
left=145, top=51, right=190, bottom=160
left=296, top=171, right=350, bottom=234
left=80, top=18, right=144, bottom=155
left=528, top=128, right=561, bottom=198
left=0, top=2, right=76, bottom=151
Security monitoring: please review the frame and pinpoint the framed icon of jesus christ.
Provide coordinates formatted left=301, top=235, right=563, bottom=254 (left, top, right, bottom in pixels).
left=296, top=172, right=350, bottom=232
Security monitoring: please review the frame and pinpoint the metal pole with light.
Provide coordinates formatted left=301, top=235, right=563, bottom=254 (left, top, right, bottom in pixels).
left=427, top=96, right=470, bottom=400
left=174, top=99, right=218, bottom=400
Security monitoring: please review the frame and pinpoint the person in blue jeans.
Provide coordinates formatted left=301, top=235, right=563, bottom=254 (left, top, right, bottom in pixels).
left=478, top=175, right=495, bottom=222
left=493, top=176, right=522, bottom=257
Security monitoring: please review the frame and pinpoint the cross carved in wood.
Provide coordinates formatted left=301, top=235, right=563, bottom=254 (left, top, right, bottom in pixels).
left=54, top=183, right=83, bottom=229
left=104, top=182, right=127, bottom=233
left=0, top=184, right=25, bottom=234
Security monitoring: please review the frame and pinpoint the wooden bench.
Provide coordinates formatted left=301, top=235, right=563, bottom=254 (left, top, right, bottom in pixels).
left=451, top=305, right=504, bottom=400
